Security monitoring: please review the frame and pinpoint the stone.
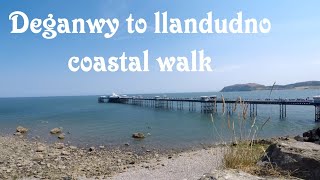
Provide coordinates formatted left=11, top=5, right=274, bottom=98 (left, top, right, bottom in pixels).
left=14, top=132, right=22, bottom=136
left=132, top=132, right=145, bottom=139
left=32, top=154, right=44, bottom=161
left=50, top=127, right=62, bottom=134
left=16, top=126, right=28, bottom=133
left=99, top=145, right=105, bottom=149
left=36, top=146, right=46, bottom=152
left=55, top=143, right=64, bottom=149
left=261, top=139, right=320, bottom=179
left=302, top=128, right=320, bottom=143
left=61, top=151, right=70, bottom=156
left=58, top=133, right=65, bottom=139
left=199, top=170, right=264, bottom=180
left=62, top=176, right=72, bottom=180
left=89, top=147, right=95, bottom=152
left=124, top=143, right=130, bottom=146
left=70, top=146, right=77, bottom=150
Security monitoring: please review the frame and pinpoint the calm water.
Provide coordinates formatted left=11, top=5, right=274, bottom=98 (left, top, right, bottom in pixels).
left=0, top=90, right=320, bottom=150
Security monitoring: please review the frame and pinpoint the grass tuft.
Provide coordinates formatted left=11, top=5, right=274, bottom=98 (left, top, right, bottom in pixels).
left=223, top=142, right=266, bottom=173
left=213, top=86, right=294, bottom=178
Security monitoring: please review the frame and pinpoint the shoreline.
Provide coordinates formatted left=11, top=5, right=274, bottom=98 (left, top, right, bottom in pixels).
left=1, top=127, right=320, bottom=179
left=0, top=133, right=224, bottom=179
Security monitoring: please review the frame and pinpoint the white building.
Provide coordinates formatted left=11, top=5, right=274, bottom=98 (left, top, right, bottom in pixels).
left=313, top=96, right=320, bottom=103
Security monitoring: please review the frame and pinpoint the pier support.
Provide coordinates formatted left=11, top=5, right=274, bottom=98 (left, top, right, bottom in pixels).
left=201, top=102, right=214, bottom=113
left=280, top=104, right=287, bottom=119
left=177, top=101, right=184, bottom=110
left=249, top=103, right=258, bottom=118
left=189, top=101, right=196, bottom=111
left=227, top=103, right=232, bottom=115
left=214, top=99, right=217, bottom=113
left=315, top=105, right=320, bottom=122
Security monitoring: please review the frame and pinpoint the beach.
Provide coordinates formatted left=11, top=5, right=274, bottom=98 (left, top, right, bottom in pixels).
left=0, top=134, right=225, bottom=179
left=1, top=126, right=320, bottom=179
left=111, top=147, right=224, bottom=180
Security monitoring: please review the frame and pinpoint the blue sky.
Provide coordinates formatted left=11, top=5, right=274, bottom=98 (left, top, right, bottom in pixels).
left=0, top=0, right=319, bottom=97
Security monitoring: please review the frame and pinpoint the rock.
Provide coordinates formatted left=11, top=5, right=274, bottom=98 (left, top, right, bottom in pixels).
left=89, top=147, right=95, bottom=152
left=14, top=132, right=22, bottom=136
left=294, top=135, right=308, bottom=142
left=132, top=132, right=145, bottom=139
left=50, top=127, right=62, bottom=134
left=99, top=145, right=105, bottom=149
left=61, top=151, right=70, bottom=156
left=70, top=146, right=77, bottom=150
left=55, top=143, right=64, bottom=149
left=199, top=169, right=264, bottom=180
left=62, top=176, right=72, bottom=180
left=58, top=133, right=65, bottom=139
left=36, top=146, right=46, bottom=152
left=261, top=139, right=320, bottom=179
left=302, top=128, right=320, bottom=143
left=124, top=143, right=130, bottom=146
left=32, top=154, right=44, bottom=161
left=16, top=126, right=28, bottom=133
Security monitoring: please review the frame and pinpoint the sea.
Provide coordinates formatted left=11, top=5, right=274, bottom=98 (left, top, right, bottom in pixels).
left=0, top=89, right=320, bottom=151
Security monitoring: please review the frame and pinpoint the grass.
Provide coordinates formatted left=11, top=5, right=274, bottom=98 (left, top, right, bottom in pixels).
left=211, top=83, right=293, bottom=178
left=223, top=142, right=267, bottom=173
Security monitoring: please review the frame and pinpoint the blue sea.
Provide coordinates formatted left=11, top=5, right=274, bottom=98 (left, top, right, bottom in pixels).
left=0, top=89, right=320, bottom=150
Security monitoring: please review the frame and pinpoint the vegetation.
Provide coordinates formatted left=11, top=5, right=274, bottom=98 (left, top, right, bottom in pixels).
left=211, top=87, right=293, bottom=178
left=223, top=142, right=266, bottom=173
left=221, top=81, right=320, bottom=92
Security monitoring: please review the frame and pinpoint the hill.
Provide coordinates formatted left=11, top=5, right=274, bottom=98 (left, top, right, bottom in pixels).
left=220, top=81, right=320, bottom=92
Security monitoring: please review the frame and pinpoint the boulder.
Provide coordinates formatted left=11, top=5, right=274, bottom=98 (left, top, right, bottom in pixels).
left=261, top=139, right=320, bottom=179
left=302, top=128, right=320, bottom=143
left=13, top=132, right=22, bottom=136
left=199, top=169, right=264, bottom=180
left=16, top=126, right=28, bottom=133
left=58, top=133, right=65, bottom=139
left=50, top=127, right=62, bottom=134
left=132, top=132, right=145, bottom=139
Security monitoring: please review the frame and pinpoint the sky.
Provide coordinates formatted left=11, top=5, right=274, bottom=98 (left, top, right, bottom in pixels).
left=0, top=0, right=319, bottom=97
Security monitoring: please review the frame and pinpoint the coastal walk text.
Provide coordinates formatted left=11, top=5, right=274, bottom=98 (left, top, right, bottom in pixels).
left=67, top=50, right=213, bottom=72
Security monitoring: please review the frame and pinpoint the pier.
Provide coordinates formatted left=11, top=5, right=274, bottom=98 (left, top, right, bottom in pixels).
left=98, top=95, right=320, bottom=122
